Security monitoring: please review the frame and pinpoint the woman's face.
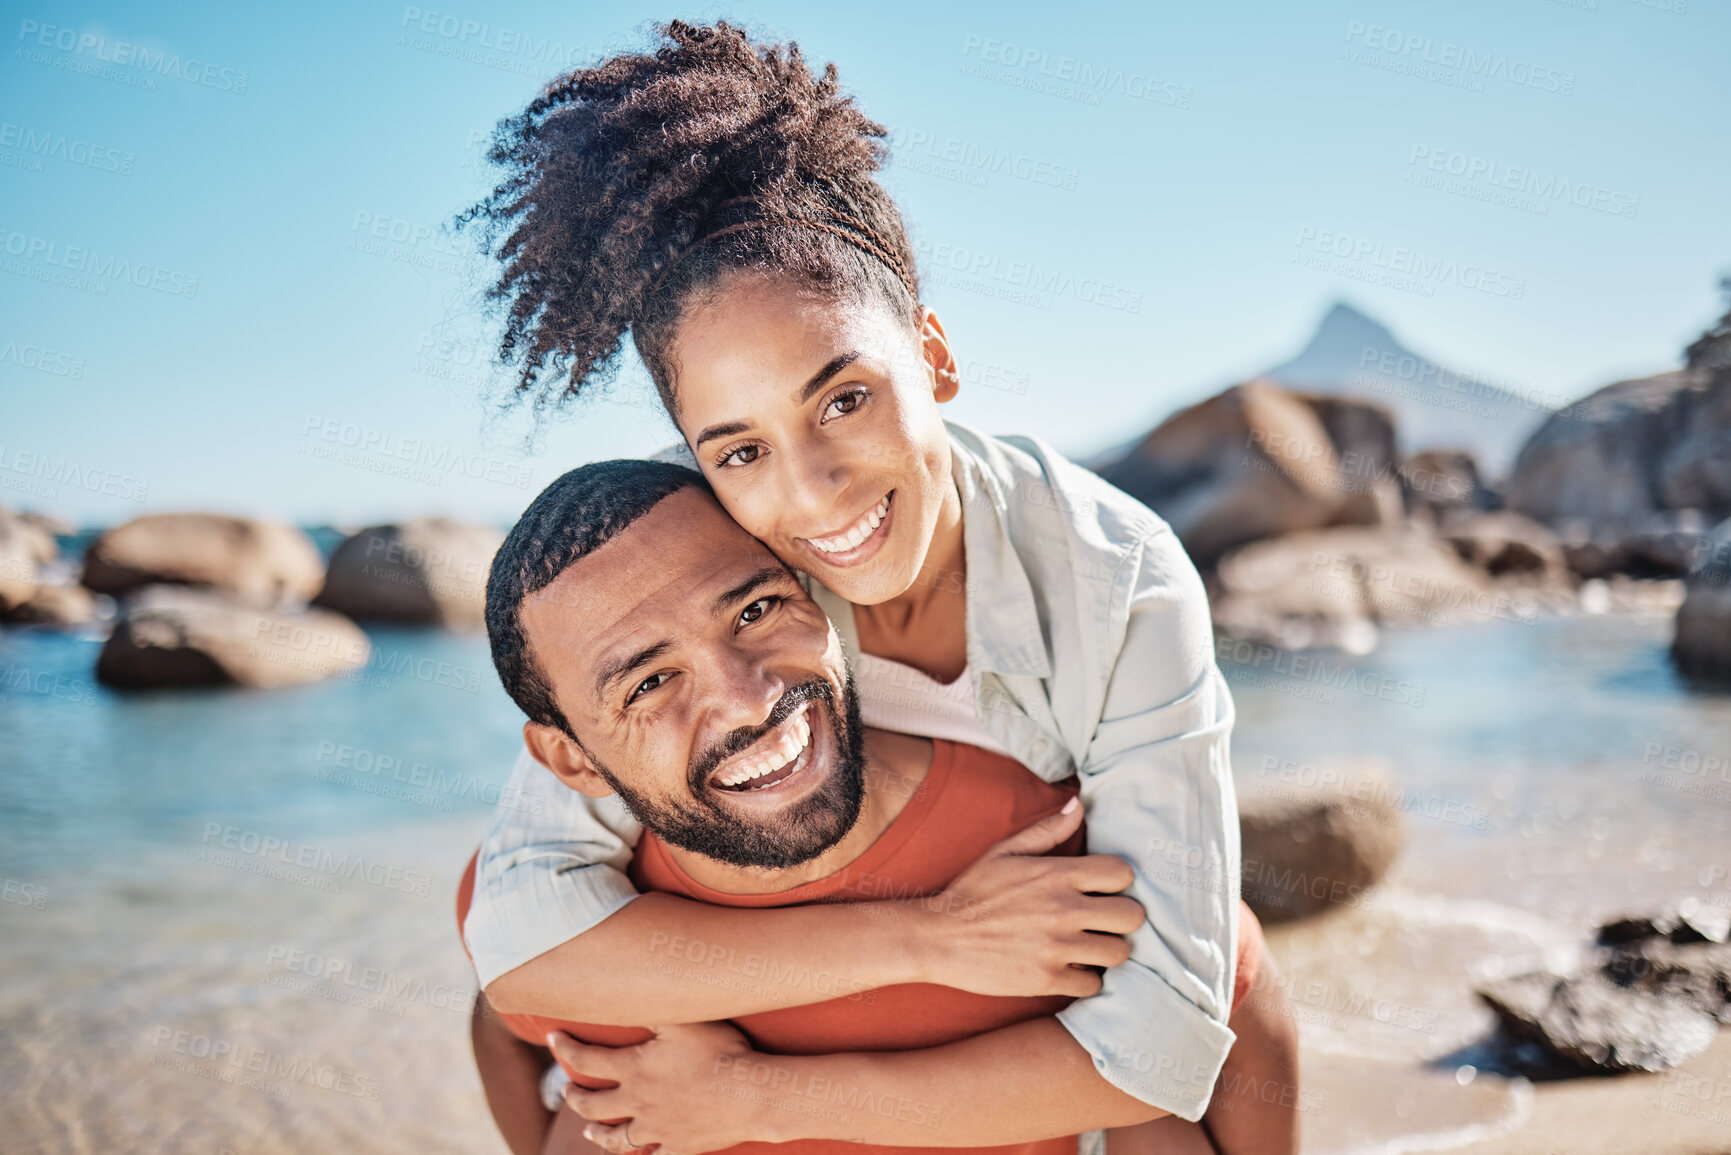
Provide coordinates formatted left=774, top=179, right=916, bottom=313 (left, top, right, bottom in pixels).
left=664, top=272, right=959, bottom=606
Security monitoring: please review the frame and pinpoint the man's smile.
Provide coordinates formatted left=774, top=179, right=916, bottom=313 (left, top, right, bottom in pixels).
left=710, top=701, right=815, bottom=792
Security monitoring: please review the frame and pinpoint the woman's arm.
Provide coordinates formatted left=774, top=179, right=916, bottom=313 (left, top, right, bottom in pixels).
left=1052, top=524, right=1242, bottom=1119
left=557, top=1017, right=1169, bottom=1152
left=487, top=801, right=1141, bottom=1022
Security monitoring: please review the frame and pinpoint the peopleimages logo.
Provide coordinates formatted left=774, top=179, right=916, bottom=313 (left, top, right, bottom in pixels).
left=0, top=445, right=148, bottom=503
left=885, top=126, right=1080, bottom=192
left=1293, top=226, right=1526, bottom=301
left=1342, top=21, right=1575, bottom=95
left=15, top=20, right=249, bottom=93
left=0, top=228, right=199, bottom=297
left=911, top=237, right=1143, bottom=313
left=1407, top=145, right=1639, bottom=219
left=0, top=122, right=134, bottom=175
left=396, top=6, right=586, bottom=77
left=959, top=35, right=1193, bottom=109
left=0, top=337, right=84, bottom=379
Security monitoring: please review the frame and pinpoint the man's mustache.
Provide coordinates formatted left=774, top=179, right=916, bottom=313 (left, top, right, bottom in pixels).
left=688, top=679, right=836, bottom=792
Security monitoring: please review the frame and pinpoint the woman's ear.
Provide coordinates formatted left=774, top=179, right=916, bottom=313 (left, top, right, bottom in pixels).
left=523, top=721, right=615, bottom=799
left=919, top=307, right=961, bottom=403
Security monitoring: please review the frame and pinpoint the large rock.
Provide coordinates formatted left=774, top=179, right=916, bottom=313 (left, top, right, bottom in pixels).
left=1507, top=368, right=1731, bottom=527
left=82, top=514, right=324, bottom=608
left=1600, top=939, right=1731, bottom=1026
left=1555, top=509, right=1716, bottom=580
left=1477, top=968, right=1718, bottom=1074
left=17, top=512, right=74, bottom=542
left=1440, top=511, right=1570, bottom=586
left=1101, top=381, right=1402, bottom=567
left=1598, top=904, right=1731, bottom=1027
left=96, top=587, right=370, bottom=689
left=1599, top=897, right=1731, bottom=947
left=2, top=583, right=99, bottom=627
left=1476, top=901, right=1731, bottom=1075
left=1398, top=449, right=1483, bottom=519
left=0, top=508, right=41, bottom=611
left=1237, top=762, right=1405, bottom=924
left=1211, top=524, right=1497, bottom=652
left=1672, top=517, right=1731, bottom=680
left=313, top=519, right=503, bottom=630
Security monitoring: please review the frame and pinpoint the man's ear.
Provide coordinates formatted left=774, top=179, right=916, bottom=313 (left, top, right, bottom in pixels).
left=523, top=721, right=615, bottom=799
left=918, top=307, right=960, bottom=403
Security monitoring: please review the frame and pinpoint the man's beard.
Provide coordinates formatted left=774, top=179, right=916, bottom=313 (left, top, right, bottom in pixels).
left=590, top=676, right=867, bottom=870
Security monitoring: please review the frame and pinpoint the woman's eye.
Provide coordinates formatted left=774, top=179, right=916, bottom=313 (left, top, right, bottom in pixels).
left=628, top=672, right=670, bottom=703
left=717, top=444, right=761, bottom=468
left=823, top=389, right=866, bottom=420
left=739, top=597, right=778, bottom=625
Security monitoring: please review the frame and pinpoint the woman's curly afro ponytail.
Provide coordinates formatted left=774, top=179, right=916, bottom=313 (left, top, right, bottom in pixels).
left=461, top=20, right=922, bottom=415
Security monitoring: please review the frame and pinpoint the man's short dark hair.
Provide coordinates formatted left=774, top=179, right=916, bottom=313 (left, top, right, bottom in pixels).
left=486, top=459, right=710, bottom=736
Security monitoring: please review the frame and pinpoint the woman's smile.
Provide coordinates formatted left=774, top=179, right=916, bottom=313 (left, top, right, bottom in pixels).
left=797, top=491, right=895, bottom=568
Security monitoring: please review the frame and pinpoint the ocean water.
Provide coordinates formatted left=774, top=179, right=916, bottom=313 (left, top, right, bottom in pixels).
left=1, top=606, right=1727, bottom=1153
left=1219, top=610, right=1731, bottom=1155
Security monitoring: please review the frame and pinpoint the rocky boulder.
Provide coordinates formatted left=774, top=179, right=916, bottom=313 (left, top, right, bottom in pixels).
left=0, top=508, right=42, bottom=612
left=1553, top=509, right=1716, bottom=580
left=1398, top=449, right=1482, bottom=518
left=1211, top=524, right=1499, bottom=652
left=1100, top=381, right=1402, bottom=567
left=1507, top=368, right=1731, bottom=528
left=2, top=584, right=99, bottom=627
left=1600, top=939, right=1731, bottom=1027
left=313, top=519, right=503, bottom=630
left=82, top=514, right=325, bottom=608
left=1599, top=897, right=1730, bottom=949
left=96, top=587, right=370, bottom=689
left=1237, top=762, right=1405, bottom=924
left=1672, top=517, right=1731, bottom=681
left=17, top=512, right=73, bottom=541
left=1477, top=968, right=1718, bottom=1074
left=1598, top=902, right=1731, bottom=1028
left=1475, top=901, right=1731, bottom=1075
left=1439, top=511, right=1571, bottom=586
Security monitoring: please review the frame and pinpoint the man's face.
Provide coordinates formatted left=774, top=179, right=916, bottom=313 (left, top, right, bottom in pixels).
left=521, top=486, right=865, bottom=869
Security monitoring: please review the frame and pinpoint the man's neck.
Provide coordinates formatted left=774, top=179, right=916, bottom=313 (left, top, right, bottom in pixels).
left=666, top=729, right=934, bottom=896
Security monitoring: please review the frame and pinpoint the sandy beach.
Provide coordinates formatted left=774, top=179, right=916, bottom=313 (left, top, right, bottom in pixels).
left=3, top=611, right=1727, bottom=1154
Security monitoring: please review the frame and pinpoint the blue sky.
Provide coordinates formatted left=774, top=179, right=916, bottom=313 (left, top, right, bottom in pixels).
left=3, top=0, right=1727, bottom=525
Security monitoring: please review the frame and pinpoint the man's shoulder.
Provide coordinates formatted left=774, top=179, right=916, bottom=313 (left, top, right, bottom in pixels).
left=930, top=741, right=1083, bottom=853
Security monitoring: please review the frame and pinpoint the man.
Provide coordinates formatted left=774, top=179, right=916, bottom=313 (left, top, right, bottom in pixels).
left=460, top=460, right=1291, bottom=1154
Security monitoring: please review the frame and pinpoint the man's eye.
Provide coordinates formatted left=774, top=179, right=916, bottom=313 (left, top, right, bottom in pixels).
left=740, top=597, right=778, bottom=625
left=628, top=672, right=670, bottom=703
left=717, top=444, right=761, bottom=468
left=823, top=389, right=866, bottom=420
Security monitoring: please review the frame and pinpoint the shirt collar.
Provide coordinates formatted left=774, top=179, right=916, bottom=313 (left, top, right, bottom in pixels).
left=947, top=422, right=1052, bottom=680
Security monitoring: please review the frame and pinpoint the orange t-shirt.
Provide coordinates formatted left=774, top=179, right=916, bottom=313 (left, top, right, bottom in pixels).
left=457, top=739, right=1261, bottom=1155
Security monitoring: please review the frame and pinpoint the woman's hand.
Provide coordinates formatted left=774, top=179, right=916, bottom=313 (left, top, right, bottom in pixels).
left=912, top=799, right=1144, bottom=999
left=550, top=1023, right=780, bottom=1155
left=541, top=1102, right=609, bottom=1155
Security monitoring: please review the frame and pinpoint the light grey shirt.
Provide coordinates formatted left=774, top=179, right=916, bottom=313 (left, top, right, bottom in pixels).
left=464, top=420, right=1241, bottom=1121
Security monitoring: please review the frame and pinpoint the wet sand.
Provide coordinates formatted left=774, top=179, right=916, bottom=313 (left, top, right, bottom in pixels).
left=6, top=614, right=1728, bottom=1153
left=0, top=823, right=504, bottom=1155
left=1264, top=890, right=1731, bottom=1155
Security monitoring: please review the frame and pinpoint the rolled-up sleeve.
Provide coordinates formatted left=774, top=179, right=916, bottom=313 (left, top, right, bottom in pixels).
left=1053, top=526, right=1241, bottom=1122
left=462, top=746, right=647, bottom=987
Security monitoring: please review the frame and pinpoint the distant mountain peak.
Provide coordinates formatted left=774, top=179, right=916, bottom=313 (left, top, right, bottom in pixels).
left=1267, top=300, right=1408, bottom=388
left=1260, top=300, right=1545, bottom=479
